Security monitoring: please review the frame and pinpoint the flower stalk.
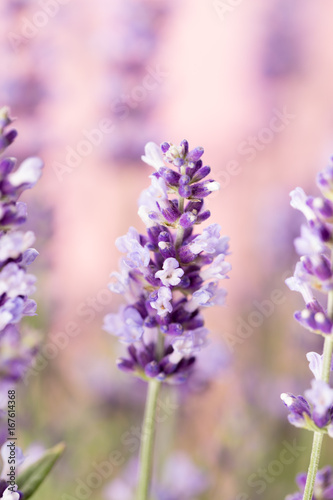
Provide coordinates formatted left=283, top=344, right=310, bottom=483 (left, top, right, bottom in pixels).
left=282, top=161, right=333, bottom=499
left=136, top=379, right=161, bottom=500
left=104, top=139, right=231, bottom=496
left=302, top=288, right=333, bottom=500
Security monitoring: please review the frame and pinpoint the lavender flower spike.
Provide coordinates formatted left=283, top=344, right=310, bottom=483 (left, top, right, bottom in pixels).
left=104, top=140, right=230, bottom=384
left=0, top=107, right=42, bottom=439
left=283, top=155, right=333, bottom=500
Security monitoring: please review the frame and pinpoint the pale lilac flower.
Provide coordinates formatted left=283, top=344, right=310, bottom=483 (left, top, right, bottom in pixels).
left=157, top=451, right=209, bottom=500
left=285, top=265, right=315, bottom=304
left=305, top=380, right=333, bottom=420
left=294, top=224, right=327, bottom=256
left=189, top=224, right=222, bottom=255
left=307, top=352, right=323, bottom=380
left=306, top=351, right=333, bottom=382
left=7, top=157, right=43, bottom=191
left=141, top=142, right=165, bottom=170
left=104, top=306, right=144, bottom=343
left=0, top=488, right=20, bottom=500
left=290, top=187, right=316, bottom=221
left=170, top=328, right=209, bottom=360
left=150, top=287, right=173, bottom=317
left=0, top=231, right=35, bottom=263
left=116, top=227, right=150, bottom=269
left=138, top=175, right=168, bottom=211
left=185, top=282, right=227, bottom=313
left=155, top=258, right=184, bottom=286
left=199, top=253, right=231, bottom=281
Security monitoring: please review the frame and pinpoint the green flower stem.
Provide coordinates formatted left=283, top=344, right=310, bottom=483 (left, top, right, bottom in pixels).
left=137, top=379, right=161, bottom=500
left=302, top=431, right=324, bottom=500
left=302, top=279, right=333, bottom=500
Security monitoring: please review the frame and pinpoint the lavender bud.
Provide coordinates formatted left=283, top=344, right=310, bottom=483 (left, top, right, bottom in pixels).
left=161, top=142, right=170, bottom=153
left=180, top=139, right=189, bottom=155
left=191, top=165, right=211, bottom=183
left=187, top=147, right=204, bottom=163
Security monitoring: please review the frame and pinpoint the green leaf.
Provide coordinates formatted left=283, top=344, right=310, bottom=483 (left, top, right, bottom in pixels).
left=16, top=442, right=65, bottom=499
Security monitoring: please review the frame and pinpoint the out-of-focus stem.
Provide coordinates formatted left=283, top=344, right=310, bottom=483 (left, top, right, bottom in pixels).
left=136, top=379, right=161, bottom=500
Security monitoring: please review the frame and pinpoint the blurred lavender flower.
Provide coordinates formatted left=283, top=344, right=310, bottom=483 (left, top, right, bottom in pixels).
left=104, top=452, right=209, bottom=500
left=104, top=140, right=230, bottom=383
left=261, top=0, right=305, bottom=80
left=286, top=465, right=333, bottom=500
left=0, top=107, right=42, bottom=433
left=100, top=0, right=172, bottom=162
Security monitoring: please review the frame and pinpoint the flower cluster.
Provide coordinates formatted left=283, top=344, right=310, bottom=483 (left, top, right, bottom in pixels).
left=281, top=374, right=333, bottom=435
left=281, top=161, right=333, bottom=433
left=104, top=140, right=230, bottom=383
left=0, top=107, right=42, bottom=394
left=286, top=465, right=333, bottom=500
left=285, top=179, right=333, bottom=337
left=282, top=160, right=333, bottom=499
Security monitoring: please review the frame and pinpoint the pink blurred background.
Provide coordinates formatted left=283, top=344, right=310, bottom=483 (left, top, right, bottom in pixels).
left=2, top=0, right=333, bottom=498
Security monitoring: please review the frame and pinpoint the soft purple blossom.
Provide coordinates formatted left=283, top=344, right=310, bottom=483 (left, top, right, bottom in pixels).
left=155, top=258, right=184, bottom=286
left=290, top=187, right=316, bottom=221
left=307, top=352, right=324, bottom=380
left=141, top=142, right=165, bottom=170
left=150, top=287, right=173, bottom=317
left=199, top=253, right=231, bottom=281
left=189, top=224, right=223, bottom=255
left=294, top=224, right=326, bottom=256
left=305, top=380, right=333, bottom=426
left=104, top=306, right=144, bottom=343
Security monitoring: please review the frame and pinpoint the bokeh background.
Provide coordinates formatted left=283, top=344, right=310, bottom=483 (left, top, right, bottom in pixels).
left=1, top=0, right=333, bottom=498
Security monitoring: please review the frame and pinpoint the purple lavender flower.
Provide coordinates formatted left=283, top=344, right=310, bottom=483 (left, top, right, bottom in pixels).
left=104, top=140, right=230, bottom=383
left=0, top=107, right=42, bottom=416
left=286, top=466, right=333, bottom=500
left=281, top=377, right=333, bottom=432
left=285, top=175, right=333, bottom=336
